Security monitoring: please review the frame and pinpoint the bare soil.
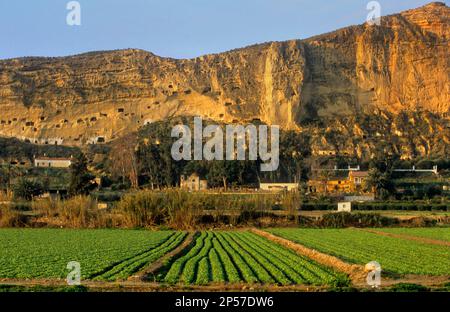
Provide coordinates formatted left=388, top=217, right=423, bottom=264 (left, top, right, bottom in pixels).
left=352, top=275, right=450, bottom=288
left=0, top=278, right=328, bottom=292
left=1, top=275, right=447, bottom=292
left=250, top=228, right=367, bottom=283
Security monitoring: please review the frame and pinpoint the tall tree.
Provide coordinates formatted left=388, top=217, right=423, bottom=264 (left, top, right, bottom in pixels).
left=69, top=152, right=96, bottom=196
left=109, top=134, right=139, bottom=188
left=136, top=121, right=186, bottom=189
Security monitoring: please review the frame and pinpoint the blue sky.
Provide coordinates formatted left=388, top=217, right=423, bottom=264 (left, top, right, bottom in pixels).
left=0, top=0, right=446, bottom=60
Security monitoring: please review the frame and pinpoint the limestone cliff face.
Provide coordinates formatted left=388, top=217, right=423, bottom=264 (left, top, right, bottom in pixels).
left=300, top=2, right=449, bottom=119
left=308, top=111, right=450, bottom=160
left=0, top=2, right=448, bottom=148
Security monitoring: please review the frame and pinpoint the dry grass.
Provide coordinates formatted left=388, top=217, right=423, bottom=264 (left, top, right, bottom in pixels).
left=2, top=190, right=287, bottom=229
left=280, top=190, right=301, bottom=217
left=0, top=190, right=13, bottom=202
left=115, top=189, right=281, bottom=229
left=0, top=205, right=27, bottom=227
left=116, top=189, right=203, bottom=229
left=31, top=196, right=123, bottom=228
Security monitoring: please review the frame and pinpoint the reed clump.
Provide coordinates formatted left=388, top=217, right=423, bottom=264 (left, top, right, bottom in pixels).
left=32, top=196, right=119, bottom=228
left=115, top=189, right=280, bottom=229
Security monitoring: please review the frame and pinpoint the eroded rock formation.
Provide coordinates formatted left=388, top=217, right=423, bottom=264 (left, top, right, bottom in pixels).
left=0, top=2, right=448, bottom=150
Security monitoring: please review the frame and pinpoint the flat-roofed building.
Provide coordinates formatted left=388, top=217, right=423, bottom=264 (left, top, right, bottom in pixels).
left=34, top=157, right=72, bottom=168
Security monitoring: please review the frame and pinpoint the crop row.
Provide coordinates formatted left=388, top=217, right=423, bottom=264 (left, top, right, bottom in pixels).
left=372, top=228, right=450, bottom=242
left=92, top=231, right=187, bottom=281
left=0, top=229, right=178, bottom=279
left=268, top=228, right=450, bottom=275
left=161, top=231, right=347, bottom=286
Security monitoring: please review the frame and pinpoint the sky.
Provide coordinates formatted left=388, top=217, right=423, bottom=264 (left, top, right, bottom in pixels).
left=0, top=0, right=446, bottom=60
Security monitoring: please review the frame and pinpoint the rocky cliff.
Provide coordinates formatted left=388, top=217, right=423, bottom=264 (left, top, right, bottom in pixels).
left=0, top=2, right=448, bottom=149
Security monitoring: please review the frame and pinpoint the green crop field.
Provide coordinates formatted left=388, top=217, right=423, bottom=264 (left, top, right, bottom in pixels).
left=1, top=228, right=448, bottom=289
left=160, top=231, right=348, bottom=286
left=0, top=229, right=186, bottom=280
left=268, top=229, right=450, bottom=276
left=372, top=228, right=450, bottom=242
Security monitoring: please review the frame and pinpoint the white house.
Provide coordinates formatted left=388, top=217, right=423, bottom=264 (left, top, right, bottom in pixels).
left=337, top=202, right=352, bottom=212
left=34, top=157, right=72, bottom=168
left=180, top=173, right=208, bottom=191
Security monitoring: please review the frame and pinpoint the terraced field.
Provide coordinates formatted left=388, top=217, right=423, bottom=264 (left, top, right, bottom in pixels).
left=372, top=228, right=450, bottom=242
left=0, top=229, right=186, bottom=280
left=160, top=231, right=348, bottom=286
left=268, top=229, right=450, bottom=276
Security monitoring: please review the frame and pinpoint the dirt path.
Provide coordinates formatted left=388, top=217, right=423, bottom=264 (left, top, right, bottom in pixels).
left=250, top=228, right=367, bottom=284
left=134, top=232, right=197, bottom=282
left=0, top=278, right=327, bottom=292
left=1, top=275, right=448, bottom=292
left=351, top=275, right=450, bottom=288
left=357, top=228, right=450, bottom=247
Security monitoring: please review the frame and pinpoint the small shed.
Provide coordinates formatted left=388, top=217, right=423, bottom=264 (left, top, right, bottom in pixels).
left=337, top=202, right=352, bottom=212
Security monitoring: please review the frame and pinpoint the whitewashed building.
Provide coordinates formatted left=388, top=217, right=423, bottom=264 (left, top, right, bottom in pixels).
left=337, top=202, right=352, bottom=212
left=34, top=157, right=72, bottom=168
left=180, top=173, right=208, bottom=191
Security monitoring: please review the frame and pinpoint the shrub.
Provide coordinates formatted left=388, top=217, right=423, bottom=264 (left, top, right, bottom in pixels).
left=0, top=205, right=29, bottom=227
left=281, top=191, right=301, bottom=216
left=389, top=283, right=429, bottom=292
left=100, top=176, right=113, bottom=188
left=111, top=182, right=130, bottom=191
left=318, top=212, right=398, bottom=228
left=237, top=210, right=276, bottom=224
left=10, top=202, right=32, bottom=211
left=13, top=179, right=44, bottom=200
left=31, top=196, right=114, bottom=228
left=0, top=190, right=13, bottom=201
left=404, top=217, right=437, bottom=227
left=115, top=190, right=199, bottom=229
left=297, top=215, right=316, bottom=227
left=301, top=202, right=335, bottom=211
left=93, top=191, right=122, bottom=202
left=58, top=196, right=96, bottom=227
left=353, top=212, right=397, bottom=227
left=114, top=190, right=278, bottom=229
